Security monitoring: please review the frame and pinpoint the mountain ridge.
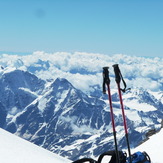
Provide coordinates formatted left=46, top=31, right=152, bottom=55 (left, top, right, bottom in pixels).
left=0, top=68, right=162, bottom=160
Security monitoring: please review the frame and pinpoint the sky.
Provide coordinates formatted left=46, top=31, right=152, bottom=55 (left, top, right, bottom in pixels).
left=0, top=0, right=163, bottom=57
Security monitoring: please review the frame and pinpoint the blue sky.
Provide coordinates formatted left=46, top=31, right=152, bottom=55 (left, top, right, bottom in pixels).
left=0, top=0, right=163, bottom=57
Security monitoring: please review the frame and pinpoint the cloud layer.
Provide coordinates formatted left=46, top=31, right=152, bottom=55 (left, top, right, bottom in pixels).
left=0, top=51, right=162, bottom=92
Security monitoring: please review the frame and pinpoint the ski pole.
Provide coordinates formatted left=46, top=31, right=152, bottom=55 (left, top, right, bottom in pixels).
left=102, top=67, right=120, bottom=163
left=112, top=64, right=132, bottom=163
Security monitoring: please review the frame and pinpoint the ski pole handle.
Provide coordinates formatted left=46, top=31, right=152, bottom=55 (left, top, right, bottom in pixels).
left=103, top=67, right=110, bottom=84
left=112, top=64, right=121, bottom=84
left=102, top=67, right=110, bottom=94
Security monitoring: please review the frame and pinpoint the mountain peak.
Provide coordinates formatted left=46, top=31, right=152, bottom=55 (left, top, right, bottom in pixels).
left=51, top=77, right=74, bottom=91
left=1, top=69, right=45, bottom=93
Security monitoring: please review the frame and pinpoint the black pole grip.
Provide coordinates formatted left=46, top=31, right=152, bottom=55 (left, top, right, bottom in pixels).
left=102, top=67, right=110, bottom=94
left=103, top=66, right=110, bottom=85
left=112, top=64, right=121, bottom=84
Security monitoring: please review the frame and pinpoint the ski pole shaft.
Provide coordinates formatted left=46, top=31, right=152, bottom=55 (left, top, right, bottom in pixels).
left=106, top=83, right=119, bottom=163
left=117, top=83, right=128, bottom=135
left=103, top=67, right=120, bottom=163
left=112, top=64, right=132, bottom=163
left=117, top=83, right=132, bottom=163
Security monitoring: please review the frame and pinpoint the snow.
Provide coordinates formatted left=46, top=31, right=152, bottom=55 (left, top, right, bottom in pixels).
left=124, top=99, right=157, bottom=112
left=19, top=87, right=38, bottom=97
left=149, top=91, right=163, bottom=103
left=133, top=129, right=163, bottom=163
left=55, top=90, right=69, bottom=112
left=0, top=128, right=71, bottom=163
left=101, top=129, right=163, bottom=163
left=38, top=95, right=49, bottom=112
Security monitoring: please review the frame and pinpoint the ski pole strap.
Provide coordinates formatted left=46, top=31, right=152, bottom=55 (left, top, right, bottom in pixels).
left=112, top=64, right=130, bottom=93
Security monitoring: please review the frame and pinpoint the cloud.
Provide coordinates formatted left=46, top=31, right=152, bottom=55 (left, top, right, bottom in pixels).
left=129, top=78, right=162, bottom=91
left=60, top=115, right=98, bottom=134
left=0, top=51, right=162, bottom=92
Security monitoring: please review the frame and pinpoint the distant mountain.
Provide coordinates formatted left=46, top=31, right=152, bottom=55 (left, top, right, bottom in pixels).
left=0, top=69, right=45, bottom=129
left=0, top=69, right=162, bottom=160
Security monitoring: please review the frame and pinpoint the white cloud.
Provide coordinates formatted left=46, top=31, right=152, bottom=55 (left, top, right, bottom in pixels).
left=0, top=51, right=162, bottom=92
left=60, top=115, right=98, bottom=134
left=130, top=78, right=162, bottom=91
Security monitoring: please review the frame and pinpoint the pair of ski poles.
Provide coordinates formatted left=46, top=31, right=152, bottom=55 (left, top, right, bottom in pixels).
left=103, top=64, right=132, bottom=163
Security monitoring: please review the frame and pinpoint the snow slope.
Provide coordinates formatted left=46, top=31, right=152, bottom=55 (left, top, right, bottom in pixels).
left=133, top=129, right=163, bottom=163
left=0, top=128, right=71, bottom=163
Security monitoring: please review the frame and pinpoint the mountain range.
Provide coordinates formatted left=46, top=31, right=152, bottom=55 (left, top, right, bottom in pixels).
left=0, top=52, right=162, bottom=161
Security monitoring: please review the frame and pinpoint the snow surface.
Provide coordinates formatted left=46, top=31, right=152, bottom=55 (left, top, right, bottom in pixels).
left=124, top=99, right=157, bottom=112
left=133, top=129, right=163, bottom=163
left=0, top=128, right=71, bottom=163
left=2, top=124, right=162, bottom=163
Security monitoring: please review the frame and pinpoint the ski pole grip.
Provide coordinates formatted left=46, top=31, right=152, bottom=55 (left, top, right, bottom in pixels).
left=103, top=67, right=109, bottom=76
left=103, top=67, right=110, bottom=84
left=112, top=64, right=121, bottom=84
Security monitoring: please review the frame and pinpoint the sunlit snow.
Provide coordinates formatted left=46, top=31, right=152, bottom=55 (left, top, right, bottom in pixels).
left=0, top=128, right=71, bottom=163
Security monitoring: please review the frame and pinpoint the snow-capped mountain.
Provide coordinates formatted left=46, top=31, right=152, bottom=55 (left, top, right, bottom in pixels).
left=0, top=68, right=162, bottom=161
left=0, top=52, right=162, bottom=161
